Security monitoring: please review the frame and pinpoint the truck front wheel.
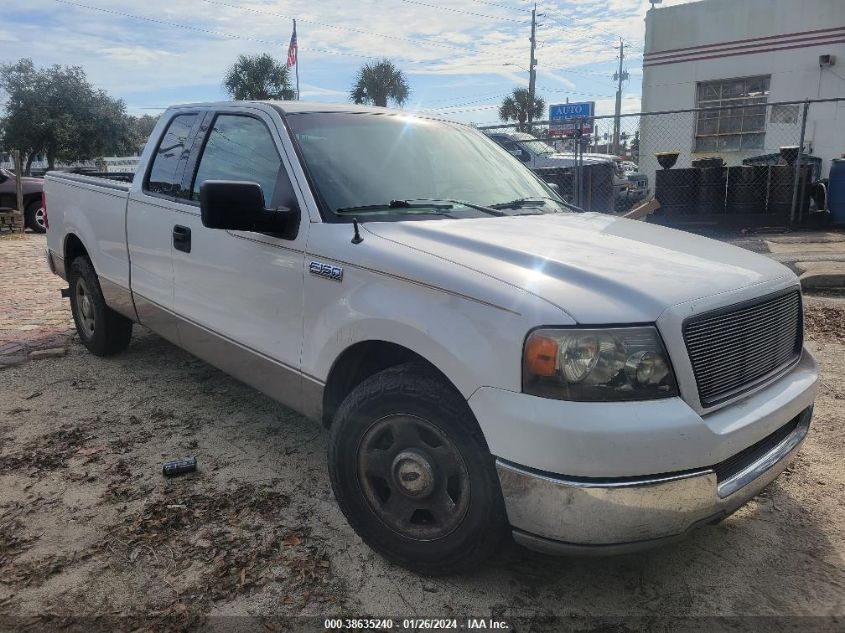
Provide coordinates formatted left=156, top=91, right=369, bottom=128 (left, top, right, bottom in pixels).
left=25, top=201, right=46, bottom=233
left=68, top=256, right=133, bottom=356
left=328, top=363, right=508, bottom=575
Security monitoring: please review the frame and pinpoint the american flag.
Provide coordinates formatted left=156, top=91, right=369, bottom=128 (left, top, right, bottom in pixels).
left=287, top=20, right=298, bottom=68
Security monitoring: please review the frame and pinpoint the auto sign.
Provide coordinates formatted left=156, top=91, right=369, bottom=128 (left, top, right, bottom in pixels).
left=549, top=102, right=595, bottom=138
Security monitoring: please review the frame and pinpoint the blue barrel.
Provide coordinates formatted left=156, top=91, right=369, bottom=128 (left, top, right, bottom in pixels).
left=830, top=158, right=845, bottom=226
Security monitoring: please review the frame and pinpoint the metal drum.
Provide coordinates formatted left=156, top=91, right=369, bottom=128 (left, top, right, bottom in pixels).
left=655, top=168, right=699, bottom=216
left=829, top=158, right=845, bottom=226
left=766, top=164, right=812, bottom=219
left=696, top=167, right=726, bottom=214
left=726, top=166, right=767, bottom=214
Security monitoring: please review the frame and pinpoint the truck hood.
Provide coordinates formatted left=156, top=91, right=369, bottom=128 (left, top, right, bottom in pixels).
left=534, top=153, right=607, bottom=166
left=364, top=213, right=794, bottom=323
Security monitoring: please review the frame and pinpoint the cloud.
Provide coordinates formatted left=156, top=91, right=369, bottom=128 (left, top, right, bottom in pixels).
left=6, top=0, right=702, bottom=125
left=100, top=47, right=175, bottom=64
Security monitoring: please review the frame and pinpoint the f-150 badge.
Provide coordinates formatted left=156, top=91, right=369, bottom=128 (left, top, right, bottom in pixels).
left=309, top=261, right=343, bottom=282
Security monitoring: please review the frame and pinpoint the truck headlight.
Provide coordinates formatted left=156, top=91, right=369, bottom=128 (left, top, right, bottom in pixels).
left=523, top=327, right=678, bottom=401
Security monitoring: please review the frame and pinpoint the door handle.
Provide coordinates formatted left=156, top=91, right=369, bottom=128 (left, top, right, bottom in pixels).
left=173, top=225, right=191, bottom=253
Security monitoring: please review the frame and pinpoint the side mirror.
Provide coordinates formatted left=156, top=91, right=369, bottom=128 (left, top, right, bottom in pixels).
left=547, top=182, right=561, bottom=195
left=200, top=180, right=298, bottom=236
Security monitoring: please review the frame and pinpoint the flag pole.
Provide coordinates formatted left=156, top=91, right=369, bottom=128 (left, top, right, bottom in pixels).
left=294, top=19, right=300, bottom=100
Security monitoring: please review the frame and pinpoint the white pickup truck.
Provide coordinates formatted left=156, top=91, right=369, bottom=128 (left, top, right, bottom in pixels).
left=44, top=101, right=817, bottom=574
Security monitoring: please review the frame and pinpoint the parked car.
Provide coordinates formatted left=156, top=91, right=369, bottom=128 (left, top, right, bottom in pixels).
left=487, top=132, right=649, bottom=204
left=45, top=102, right=816, bottom=574
left=0, top=168, right=46, bottom=232
left=575, top=152, right=650, bottom=204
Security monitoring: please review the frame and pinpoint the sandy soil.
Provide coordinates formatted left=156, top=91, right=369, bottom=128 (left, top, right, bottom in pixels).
left=0, top=305, right=843, bottom=632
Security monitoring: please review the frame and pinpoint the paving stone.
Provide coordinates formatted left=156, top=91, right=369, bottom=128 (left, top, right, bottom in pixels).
left=0, top=354, right=27, bottom=368
left=28, top=347, right=68, bottom=360
left=0, top=235, right=74, bottom=357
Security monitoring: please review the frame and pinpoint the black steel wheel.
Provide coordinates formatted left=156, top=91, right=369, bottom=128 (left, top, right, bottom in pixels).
left=68, top=256, right=133, bottom=356
left=328, top=363, right=508, bottom=575
left=357, top=414, right=470, bottom=541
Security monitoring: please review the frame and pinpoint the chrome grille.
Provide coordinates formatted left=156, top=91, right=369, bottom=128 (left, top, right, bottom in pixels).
left=684, top=290, right=802, bottom=407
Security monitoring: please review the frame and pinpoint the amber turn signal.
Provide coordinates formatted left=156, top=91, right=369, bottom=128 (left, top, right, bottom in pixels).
left=525, top=334, right=558, bottom=377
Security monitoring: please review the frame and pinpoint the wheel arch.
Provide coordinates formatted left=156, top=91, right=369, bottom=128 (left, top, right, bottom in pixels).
left=321, top=340, right=461, bottom=427
left=63, top=233, right=91, bottom=278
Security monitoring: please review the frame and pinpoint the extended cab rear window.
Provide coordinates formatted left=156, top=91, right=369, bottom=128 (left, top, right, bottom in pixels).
left=146, top=113, right=198, bottom=198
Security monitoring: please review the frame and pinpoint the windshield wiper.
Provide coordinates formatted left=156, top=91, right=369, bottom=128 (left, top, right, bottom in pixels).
left=336, top=199, right=452, bottom=214
left=486, top=197, right=548, bottom=210
left=336, top=198, right=505, bottom=216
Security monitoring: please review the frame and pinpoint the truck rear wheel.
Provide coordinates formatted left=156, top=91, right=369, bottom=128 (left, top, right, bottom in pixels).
left=68, top=257, right=132, bottom=356
left=328, top=363, right=508, bottom=575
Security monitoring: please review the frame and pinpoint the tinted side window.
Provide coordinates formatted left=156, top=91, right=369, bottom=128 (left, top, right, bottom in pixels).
left=191, top=115, right=281, bottom=206
left=146, top=114, right=198, bottom=197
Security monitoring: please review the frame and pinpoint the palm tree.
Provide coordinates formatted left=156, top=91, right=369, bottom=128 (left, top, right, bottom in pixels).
left=499, top=88, right=545, bottom=132
left=223, top=54, right=295, bottom=101
left=350, top=59, right=410, bottom=108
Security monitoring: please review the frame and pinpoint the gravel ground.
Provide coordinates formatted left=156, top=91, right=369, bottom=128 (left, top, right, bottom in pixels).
left=0, top=237, right=844, bottom=632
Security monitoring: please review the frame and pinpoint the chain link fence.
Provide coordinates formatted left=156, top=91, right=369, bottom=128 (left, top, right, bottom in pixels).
left=479, top=98, right=843, bottom=229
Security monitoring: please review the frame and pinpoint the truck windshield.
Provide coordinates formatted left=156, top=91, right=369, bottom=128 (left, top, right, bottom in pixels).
left=518, top=139, right=555, bottom=155
left=283, top=111, right=570, bottom=220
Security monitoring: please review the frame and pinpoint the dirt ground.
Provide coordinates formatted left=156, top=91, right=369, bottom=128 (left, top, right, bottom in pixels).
left=1, top=235, right=844, bottom=632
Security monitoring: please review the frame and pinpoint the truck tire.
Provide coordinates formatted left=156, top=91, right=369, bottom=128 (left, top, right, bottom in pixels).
left=328, top=363, right=508, bottom=575
left=68, top=256, right=133, bottom=356
left=25, top=200, right=46, bottom=233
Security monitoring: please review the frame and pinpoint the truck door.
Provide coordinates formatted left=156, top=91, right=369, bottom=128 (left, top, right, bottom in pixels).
left=171, top=108, right=308, bottom=412
left=127, top=111, right=204, bottom=344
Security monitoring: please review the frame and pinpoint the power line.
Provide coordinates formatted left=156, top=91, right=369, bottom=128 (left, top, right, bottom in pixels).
left=421, top=93, right=512, bottom=111
left=395, top=0, right=527, bottom=22
left=198, top=0, right=484, bottom=54
left=49, top=0, right=537, bottom=70
left=540, top=7, right=642, bottom=51
left=48, top=0, right=438, bottom=66
left=466, top=0, right=529, bottom=12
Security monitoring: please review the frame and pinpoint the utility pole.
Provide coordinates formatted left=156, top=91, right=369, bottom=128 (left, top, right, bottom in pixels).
left=527, top=2, right=538, bottom=131
left=612, top=38, right=628, bottom=155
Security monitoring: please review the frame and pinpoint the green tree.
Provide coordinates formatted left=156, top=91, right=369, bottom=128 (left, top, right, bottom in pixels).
left=498, top=88, right=545, bottom=132
left=0, top=59, right=42, bottom=172
left=125, top=114, right=160, bottom=154
left=0, top=58, right=132, bottom=172
left=223, top=54, right=295, bottom=101
left=350, top=59, right=410, bottom=108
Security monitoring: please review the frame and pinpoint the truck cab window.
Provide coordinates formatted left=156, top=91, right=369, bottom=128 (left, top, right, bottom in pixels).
left=192, top=115, right=281, bottom=207
left=146, top=114, right=198, bottom=198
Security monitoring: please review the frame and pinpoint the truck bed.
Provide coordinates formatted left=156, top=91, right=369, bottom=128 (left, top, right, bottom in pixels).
left=44, top=170, right=133, bottom=294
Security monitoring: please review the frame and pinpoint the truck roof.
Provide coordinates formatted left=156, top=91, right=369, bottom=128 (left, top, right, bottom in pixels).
left=166, top=100, right=440, bottom=118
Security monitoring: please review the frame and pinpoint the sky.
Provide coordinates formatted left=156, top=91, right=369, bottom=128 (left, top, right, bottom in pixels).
left=2, top=0, right=696, bottom=126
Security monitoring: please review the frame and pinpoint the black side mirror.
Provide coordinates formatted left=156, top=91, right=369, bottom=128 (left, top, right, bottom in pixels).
left=517, top=150, right=531, bottom=162
left=200, top=180, right=298, bottom=237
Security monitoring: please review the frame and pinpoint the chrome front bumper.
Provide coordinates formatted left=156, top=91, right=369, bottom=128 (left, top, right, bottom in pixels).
left=498, top=407, right=811, bottom=555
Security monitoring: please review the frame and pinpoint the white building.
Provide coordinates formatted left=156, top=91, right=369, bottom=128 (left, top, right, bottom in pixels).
left=639, top=0, right=845, bottom=181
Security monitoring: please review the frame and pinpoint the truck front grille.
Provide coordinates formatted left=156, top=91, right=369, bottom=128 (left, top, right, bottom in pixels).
left=684, top=289, right=802, bottom=407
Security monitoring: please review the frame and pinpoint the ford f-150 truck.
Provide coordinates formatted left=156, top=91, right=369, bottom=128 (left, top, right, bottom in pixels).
left=44, top=101, right=817, bottom=575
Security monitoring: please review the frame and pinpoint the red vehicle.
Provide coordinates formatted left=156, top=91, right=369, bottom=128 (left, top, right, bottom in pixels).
left=0, top=168, right=46, bottom=232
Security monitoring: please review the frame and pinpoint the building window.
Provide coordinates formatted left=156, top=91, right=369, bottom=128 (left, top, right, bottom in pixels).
left=771, top=104, right=799, bottom=125
left=695, top=76, right=770, bottom=152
